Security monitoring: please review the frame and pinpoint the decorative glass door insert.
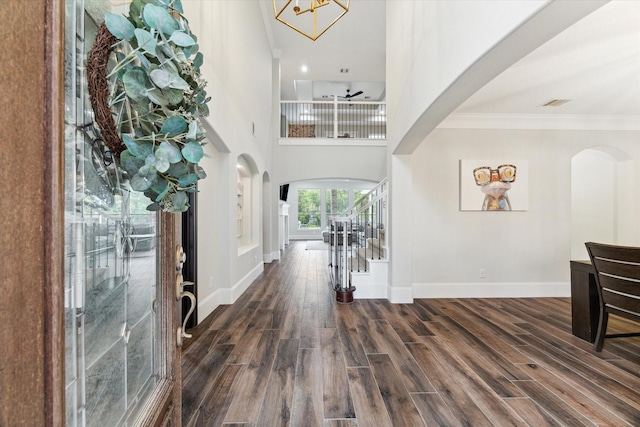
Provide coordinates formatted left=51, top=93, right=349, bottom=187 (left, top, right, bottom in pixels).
left=64, top=1, right=163, bottom=425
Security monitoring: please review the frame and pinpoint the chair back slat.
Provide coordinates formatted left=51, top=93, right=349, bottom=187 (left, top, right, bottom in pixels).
left=597, top=273, right=640, bottom=297
left=601, top=289, right=640, bottom=317
left=591, top=258, right=640, bottom=282
left=585, top=242, right=640, bottom=351
left=587, top=243, right=640, bottom=265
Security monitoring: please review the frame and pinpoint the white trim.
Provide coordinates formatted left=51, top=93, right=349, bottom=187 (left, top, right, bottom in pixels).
left=232, top=262, right=264, bottom=301
left=413, top=282, right=570, bottom=299
left=438, top=113, right=640, bottom=131
left=352, top=283, right=387, bottom=299
left=197, top=288, right=228, bottom=323
left=388, top=285, right=413, bottom=303
left=278, top=138, right=386, bottom=147
left=196, top=262, right=264, bottom=323
left=264, top=251, right=280, bottom=263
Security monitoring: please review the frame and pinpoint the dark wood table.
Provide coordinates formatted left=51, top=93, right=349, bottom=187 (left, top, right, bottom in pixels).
left=570, top=260, right=600, bottom=343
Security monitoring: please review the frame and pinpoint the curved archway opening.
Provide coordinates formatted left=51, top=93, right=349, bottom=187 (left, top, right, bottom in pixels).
left=571, top=146, right=634, bottom=260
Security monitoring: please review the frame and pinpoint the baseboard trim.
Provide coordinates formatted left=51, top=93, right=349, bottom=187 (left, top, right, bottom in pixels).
left=196, top=262, right=264, bottom=323
left=197, top=288, right=227, bottom=323
left=413, top=282, right=570, bottom=298
left=263, top=251, right=280, bottom=263
left=353, top=282, right=387, bottom=299
left=388, top=285, right=413, bottom=303
left=232, top=262, right=264, bottom=301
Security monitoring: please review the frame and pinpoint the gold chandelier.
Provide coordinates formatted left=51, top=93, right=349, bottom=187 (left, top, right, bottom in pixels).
left=273, top=0, right=350, bottom=41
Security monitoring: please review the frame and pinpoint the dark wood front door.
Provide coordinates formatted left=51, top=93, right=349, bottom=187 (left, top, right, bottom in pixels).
left=0, top=1, right=181, bottom=425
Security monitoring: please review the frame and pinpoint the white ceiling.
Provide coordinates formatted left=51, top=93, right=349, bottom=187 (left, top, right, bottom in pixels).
left=453, top=0, right=640, bottom=118
left=261, top=1, right=640, bottom=119
left=261, top=0, right=386, bottom=101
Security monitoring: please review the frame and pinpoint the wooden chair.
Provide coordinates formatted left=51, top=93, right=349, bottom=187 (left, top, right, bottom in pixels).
left=585, top=242, right=640, bottom=352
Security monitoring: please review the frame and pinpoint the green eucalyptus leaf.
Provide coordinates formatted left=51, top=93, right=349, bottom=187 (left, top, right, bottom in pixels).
left=178, top=173, right=198, bottom=187
left=146, top=202, right=162, bottom=211
left=121, top=153, right=145, bottom=176
left=172, top=191, right=189, bottom=210
left=153, top=149, right=171, bottom=172
left=163, top=87, right=184, bottom=105
left=123, top=69, right=149, bottom=102
left=161, top=57, right=179, bottom=75
left=170, top=31, right=196, bottom=47
left=197, top=103, right=210, bottom=116
left=105, top=13, right=135, bottom=40
left=159, top=141, right=182, bottom=163
left=181, top=141, right=203, bottom=163
left=134, top=28, right=157, bottom=55
left=155, top=183, right=171, bottom=202
left=122, top=135, right=139, bottom=156
left=151, top=177, right=169, bottom=193
left=139, top=163, right=157, bottom=177
left=135, top=141, right=154, bottom=159
left=150, top=69, right=188, bottom=90
left=161, top=115, right=187, bottom=136
left=134, top=51, right=152, bottom=70
left=193, top=52, right=204, bottom=69
left=143, top=3, right=179, bottom=35
left=186, top=121, right=198, bottom=140
left=183, top=43, right=199, bottom=59
left=195, top=165, right=207, bottom=180
left=174, top=49, right=187, bottom=63
left=144, top=187, right=159, bottom=199
left=172, top=0, right=184, bottom=14
left=195, top=89, right=207, bottom=105
left=131, top=173, right=156, bottom=191
left=158, top=43, right=176, bottom=63
left=167, top=162, right=188, bottom=177
left=146, top=88, right=169, bottom=106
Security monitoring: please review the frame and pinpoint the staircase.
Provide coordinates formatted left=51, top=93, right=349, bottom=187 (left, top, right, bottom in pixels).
left=329, top=178, right=388, bottom=299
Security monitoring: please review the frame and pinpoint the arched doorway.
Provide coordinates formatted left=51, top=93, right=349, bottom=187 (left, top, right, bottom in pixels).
left=571, top=146, right=634, bottom=259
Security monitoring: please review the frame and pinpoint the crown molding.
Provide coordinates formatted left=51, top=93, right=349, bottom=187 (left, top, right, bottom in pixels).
left=438, top=113, right=640, bottom=131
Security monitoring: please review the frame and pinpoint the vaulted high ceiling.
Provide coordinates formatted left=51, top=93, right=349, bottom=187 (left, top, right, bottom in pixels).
left=261, top=1, right=640, bottom=122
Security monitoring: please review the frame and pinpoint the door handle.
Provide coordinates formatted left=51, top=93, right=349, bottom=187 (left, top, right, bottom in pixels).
left=175, top=245, right=196, bottom=347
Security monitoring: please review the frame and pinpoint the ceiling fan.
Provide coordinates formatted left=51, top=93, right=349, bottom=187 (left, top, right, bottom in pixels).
left=338, top=89, right=363, bottom=100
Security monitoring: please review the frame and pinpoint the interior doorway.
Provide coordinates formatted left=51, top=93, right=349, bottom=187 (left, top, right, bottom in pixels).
left=570, top=146, right=634, bottom=260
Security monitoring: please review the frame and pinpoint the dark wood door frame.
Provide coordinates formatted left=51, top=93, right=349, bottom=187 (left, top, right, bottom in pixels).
left=182, top=192, right=198, bottom=328
left=0, top=0, right=65, bottom=424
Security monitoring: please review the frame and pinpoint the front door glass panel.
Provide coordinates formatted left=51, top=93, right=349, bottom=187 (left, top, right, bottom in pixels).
left=63, top=1, right=162, bottom=425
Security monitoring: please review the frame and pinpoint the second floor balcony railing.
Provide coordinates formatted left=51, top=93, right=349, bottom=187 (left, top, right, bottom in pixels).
left=280, top=99, right=386, bottom=141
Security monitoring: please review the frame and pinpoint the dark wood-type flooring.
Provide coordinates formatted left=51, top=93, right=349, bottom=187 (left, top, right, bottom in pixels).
left=182, top=241, right=640, bottom=426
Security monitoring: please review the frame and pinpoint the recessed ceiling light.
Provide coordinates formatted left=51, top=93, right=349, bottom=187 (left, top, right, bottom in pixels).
left=540, top=99, right=571, bottom=107
left=301, top=65, right=308, bottom=73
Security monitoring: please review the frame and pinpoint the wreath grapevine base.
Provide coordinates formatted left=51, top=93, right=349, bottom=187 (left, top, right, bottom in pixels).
left=87, top=0, right=210, bottom=213
left=87, top=23, right=123, bottom=157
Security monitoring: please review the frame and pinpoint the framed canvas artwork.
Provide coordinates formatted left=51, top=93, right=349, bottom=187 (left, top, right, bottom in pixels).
left=460, top=159, right=529, bottom=211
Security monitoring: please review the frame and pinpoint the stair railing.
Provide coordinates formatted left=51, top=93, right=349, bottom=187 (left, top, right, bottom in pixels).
left=329, top=178, right=387, bottom=294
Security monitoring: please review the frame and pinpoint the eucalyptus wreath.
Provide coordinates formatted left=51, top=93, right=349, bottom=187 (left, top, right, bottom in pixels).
left=87, top=0, right=210, bottom=213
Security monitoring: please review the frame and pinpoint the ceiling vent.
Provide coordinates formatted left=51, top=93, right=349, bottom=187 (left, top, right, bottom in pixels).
left=541, top=99, right=571, bottom=107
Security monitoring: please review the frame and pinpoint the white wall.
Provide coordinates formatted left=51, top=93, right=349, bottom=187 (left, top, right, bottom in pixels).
left=272, top=144, right=387, bottom=185
left=385, top=0, right=607, bottom=302
left=183, top=0, right=274, bottom=321
left=411, top=128, right=640, bottom=298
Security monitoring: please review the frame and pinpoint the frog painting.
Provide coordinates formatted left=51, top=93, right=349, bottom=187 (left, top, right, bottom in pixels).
left=472, top=164, right=517, bottom=211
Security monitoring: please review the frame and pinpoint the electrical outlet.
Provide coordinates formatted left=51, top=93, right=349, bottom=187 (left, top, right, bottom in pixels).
left=479, top=269, right=486, bottom=278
